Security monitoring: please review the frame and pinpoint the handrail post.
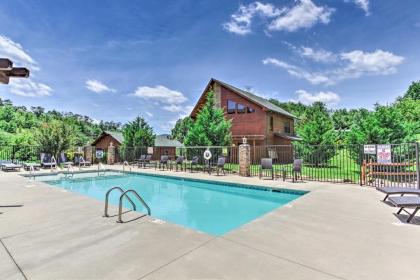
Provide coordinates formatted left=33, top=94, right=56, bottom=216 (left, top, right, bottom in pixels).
left=103, top=187, right=136, bottom=217
left=117, top=189, right=151, bottom=223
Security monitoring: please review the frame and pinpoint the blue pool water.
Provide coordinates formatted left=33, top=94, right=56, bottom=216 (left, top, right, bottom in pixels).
left=44, top=172, right=305, bottom=235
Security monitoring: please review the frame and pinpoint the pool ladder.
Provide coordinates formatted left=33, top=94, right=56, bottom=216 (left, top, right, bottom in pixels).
left=103, top=187, right=151, bottom=223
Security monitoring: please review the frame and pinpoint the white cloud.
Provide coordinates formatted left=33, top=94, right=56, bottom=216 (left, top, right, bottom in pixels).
left=223, top=2, right=283, bottom=35
left=0, top=35, right=39, bottom=71
left=268, top=0, right=334, bottom=32
left=8, top=78, right=52, bottom=97
left=85, top=79, right=116, bottom=93
left=224, top=0, right=333, bottom=35
left=262, top=58, right=333, bottom=85
left=298, top=46, right=337, bottom=63
left=354, top=0, right=369, bottom=15
left=263, top=49, right=404, bottom=85
left=132, top=85, right=187, bottom=105
left=145, top=111, right=153, bottom=117
left=293, top=89, right=340, bottom=105
left=163, top=104, right=183, bottom=112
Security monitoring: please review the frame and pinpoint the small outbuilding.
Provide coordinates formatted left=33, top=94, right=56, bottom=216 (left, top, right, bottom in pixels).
left=91, top=131, right=183, bottom=162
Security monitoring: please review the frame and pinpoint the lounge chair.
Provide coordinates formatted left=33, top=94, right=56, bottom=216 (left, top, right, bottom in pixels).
left=388, top=196, right=420, bottom=223
left=0, top=160, right=12, bottom=170
left=212, top=157, right=226, bottom=176
left=23, top=162, right=41, bottom=171
left=173, top=156, right=185, bottom=171
left=136, top=155, right=146, bottom=167
left=292, top=159, right=303, bottom=182
left=78, top=156, right=91, bottom=167
left=376, top=187, right=420, bottom=202
left=157, top=155, right=169, bottom=170
left=259, top=158, right=274, bottom=180
left=2, top=163, right=22, bottom=172
left=189, top=156, right=200, bottom=172
left=41, top=154, right=57, bottom=169
left=59, top=152, right=73, bottom=167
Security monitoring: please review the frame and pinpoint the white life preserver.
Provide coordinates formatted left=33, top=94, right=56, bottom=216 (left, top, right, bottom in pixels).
left=203, top=149, right=212, bottom=160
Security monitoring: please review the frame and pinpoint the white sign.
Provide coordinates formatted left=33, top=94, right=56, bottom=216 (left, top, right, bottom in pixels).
left=377, top=144, right=392, bottom=163
left=203, top=149, right=212, bottom=160
left=95, top=149, right=104, bottom=159
left=147, top=147, right=154, bottom=154
left=364, top=145, right=376, bottom=154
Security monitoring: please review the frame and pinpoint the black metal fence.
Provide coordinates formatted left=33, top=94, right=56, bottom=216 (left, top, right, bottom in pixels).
left=0, top=145, right=41, bottom=163
left=1, top=143, right=418, bottom=188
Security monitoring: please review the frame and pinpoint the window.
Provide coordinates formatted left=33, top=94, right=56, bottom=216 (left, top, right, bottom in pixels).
left=269, top=116, right=273, bottom=131
left=284, top=121, right=291, bottom=133
left=237, top=103, right=246, bottom=113
left=227, top=100, right=236, bottom=114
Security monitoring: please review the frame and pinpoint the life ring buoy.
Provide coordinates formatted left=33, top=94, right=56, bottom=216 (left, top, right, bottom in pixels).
left=203, top=149, right=212, bottom=160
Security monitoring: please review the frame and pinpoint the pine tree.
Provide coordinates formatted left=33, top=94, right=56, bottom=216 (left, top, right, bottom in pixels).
left=184, top=91, right=232, bottom=146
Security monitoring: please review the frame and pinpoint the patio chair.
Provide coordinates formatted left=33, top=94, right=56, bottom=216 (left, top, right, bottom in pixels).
left=78, top=156, right=91, bottom=167
left=189, top=156, right=200, bottom=173
left=142, top=154, right=152, bottom=168
left=1, top=163, right=22, bottom=172
left=59, top=152, right=73, bottom=167
left=136, top=155, right=146, bottom=168
left=157, top=155, right=169, bottom=170
left=259, top=158, right=274, bottom=180
left=212, top=157, right=226, bottom=176
left=173, top=156, right=185, bottom=172
left=376, top=187, right=420, bottom=202
left=388, top=196, right=420, bottom=223
left=292, top=159, right=303, bottom=182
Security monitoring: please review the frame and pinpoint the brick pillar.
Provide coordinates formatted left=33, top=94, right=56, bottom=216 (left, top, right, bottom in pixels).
left=84, top=146, right=93, bottom=163
left=107, top=142, right=115, bottom=165
left=239, top=144, right=251, bottom=177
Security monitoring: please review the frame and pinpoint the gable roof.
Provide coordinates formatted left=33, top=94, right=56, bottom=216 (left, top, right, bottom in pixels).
left=92, top=132, right=183, bottom=147
left=92, top=131, right=124, bottom=145
left=212, top=79, right=297, bottom=119
left=191, top=79, right=297, bottom=119
left=155, top=134, right=183, bottom=147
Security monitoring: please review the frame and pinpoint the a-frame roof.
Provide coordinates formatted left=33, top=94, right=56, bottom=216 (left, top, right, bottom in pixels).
left=190, top=78, right=297, bottom=119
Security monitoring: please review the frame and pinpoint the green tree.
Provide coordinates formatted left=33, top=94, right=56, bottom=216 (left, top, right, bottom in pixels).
left=294, top=102, right=336, bottom=166
left=170, top=117, right=193, bottom=143
left=403, top=81, right=420, bottom=100
left=37, top=121, right=75, bottom=158
left=122, top=116, right=155, bottom=147
left=184, top=91, right=232, bottom=146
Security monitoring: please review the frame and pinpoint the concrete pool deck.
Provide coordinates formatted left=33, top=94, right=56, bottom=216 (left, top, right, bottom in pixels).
left=1, top=165, right=420, bottom=280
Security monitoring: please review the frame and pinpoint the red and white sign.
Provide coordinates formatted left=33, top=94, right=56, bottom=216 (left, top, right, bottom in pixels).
left=377, top=144, right=392, bottom=163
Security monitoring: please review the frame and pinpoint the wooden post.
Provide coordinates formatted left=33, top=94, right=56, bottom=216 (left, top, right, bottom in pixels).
left=361, top=159, right=366, bottom=186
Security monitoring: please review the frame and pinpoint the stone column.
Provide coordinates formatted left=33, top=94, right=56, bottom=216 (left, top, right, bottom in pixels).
left=239, top=144, right=251, bottom=177
left=107, top=142, right=115, bottom=165
left=84, top=146, right=93, bottom=163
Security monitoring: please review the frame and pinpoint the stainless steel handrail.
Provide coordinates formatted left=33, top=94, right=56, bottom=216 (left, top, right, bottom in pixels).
left=98, top=162, right=106, bottom=176
left=117, top=189, right=151, bottom=223
left=103, top=187, right=136, bottom=217
left=123, top=161, right=131, bottom=173
left=29, top=165, right=35, bottom=180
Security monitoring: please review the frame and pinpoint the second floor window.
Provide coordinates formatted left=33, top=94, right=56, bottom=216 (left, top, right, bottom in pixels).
left=270, top=116, right=273, bottom=131
left=227, top=100, right=236, bottom=114
left=227, top=99, right=255, bottom=114
left=284, top=121, right=291, bottom=133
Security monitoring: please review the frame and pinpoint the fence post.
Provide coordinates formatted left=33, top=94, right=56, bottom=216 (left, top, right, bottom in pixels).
left=416, top=142, right=420, bottom=189
left=239, top=143, right=251, bottom=177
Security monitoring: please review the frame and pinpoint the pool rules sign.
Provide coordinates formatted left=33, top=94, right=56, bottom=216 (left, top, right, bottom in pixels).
left=377, top=144, right=392, bottom=163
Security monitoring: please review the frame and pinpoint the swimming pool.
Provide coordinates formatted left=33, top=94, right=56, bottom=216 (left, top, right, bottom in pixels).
left=40, top=172, right=306, bottom=236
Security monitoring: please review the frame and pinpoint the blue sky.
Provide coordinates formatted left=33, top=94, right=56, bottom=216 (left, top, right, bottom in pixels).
left=0, top=0, right=419, bottom=133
